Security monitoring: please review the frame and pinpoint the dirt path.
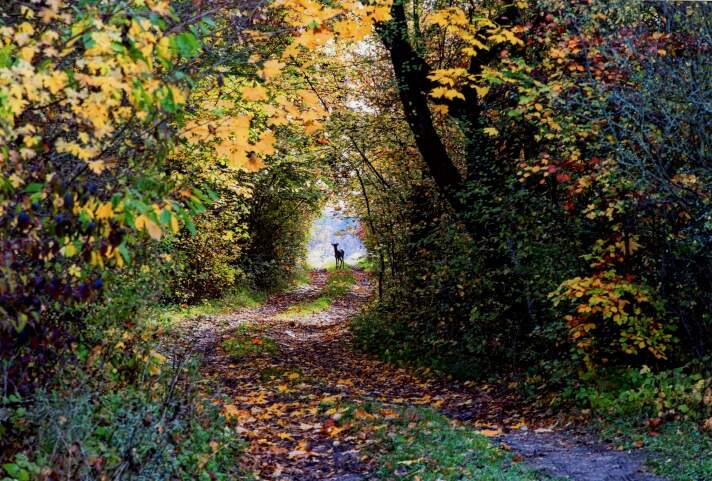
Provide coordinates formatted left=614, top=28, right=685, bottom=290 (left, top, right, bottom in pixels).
left=176, top=269, right=666, bottom=481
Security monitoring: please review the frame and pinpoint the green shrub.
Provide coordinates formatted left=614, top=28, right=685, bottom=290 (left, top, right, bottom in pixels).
left=167, top=213, right=247, bottom=304
left=1, top=356, right=243, bottom=481
left=1, top=268, right=245, bottom=481
left=570, top=366, right=711, bottom=423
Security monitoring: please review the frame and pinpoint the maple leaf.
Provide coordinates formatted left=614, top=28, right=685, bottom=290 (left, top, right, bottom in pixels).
left=87, top=160, right=106, bottom=174
left=43, top=71, right=68, bottom=95
left=242, top=84, right=269, bottom=102
left=260, top=59, right=285, bottom=81
left=474, top=85, right=490, bottom=98
left=95, top=202, right=114, bottom=220
left=253, top=131, right=276, bottom=156
left=147, top=0, right=171, bottom=16
left=431, top=104, right=449, bottom=115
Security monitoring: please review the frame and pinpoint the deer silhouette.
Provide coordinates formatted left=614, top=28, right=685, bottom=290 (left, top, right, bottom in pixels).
left=332, top=243, right=345, bottom=269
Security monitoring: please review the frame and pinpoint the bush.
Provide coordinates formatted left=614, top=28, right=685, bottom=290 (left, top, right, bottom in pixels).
left=569, top=366, right=711, bottom=423
left=2, top=364, right=242, bottom=481
left=1, top=322, right=243, bottom=481
left=167, top=216, right=246, bottom=304
left=242, top=166, right=322, bottom=290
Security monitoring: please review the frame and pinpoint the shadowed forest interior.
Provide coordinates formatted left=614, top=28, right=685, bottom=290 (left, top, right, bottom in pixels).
left=1, top=1, right=711, bottom=480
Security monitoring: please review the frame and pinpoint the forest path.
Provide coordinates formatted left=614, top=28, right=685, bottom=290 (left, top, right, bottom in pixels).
left=177, top=268, right=666, bottom=481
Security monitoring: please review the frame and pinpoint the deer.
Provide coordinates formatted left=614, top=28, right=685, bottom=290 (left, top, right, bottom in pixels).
left=332, top=243, right=345, bottom=269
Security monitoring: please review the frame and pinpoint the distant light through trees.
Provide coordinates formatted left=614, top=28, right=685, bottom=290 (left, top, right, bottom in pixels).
left=307, top=204, right=367, bottom=268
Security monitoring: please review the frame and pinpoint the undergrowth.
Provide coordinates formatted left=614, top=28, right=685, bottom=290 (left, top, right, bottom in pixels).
left=1, top=341, right=244, bottom=481
left=551, top=365, right=712, bottom=481
left=146, top=287, right=266, bottom=327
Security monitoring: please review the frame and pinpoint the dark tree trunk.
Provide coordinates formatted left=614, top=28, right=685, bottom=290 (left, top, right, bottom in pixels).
left=376, top=0, right=465, bottom=217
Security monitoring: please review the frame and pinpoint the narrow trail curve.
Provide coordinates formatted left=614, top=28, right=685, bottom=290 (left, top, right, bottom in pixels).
left=176, top=269, right=667, bottom=481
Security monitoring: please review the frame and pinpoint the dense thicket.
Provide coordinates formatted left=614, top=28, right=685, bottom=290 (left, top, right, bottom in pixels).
left=346, top=0, right=712, bottom=381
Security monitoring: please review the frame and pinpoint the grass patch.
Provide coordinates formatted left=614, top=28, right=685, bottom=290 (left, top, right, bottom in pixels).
left=222, top=323, right=278, bottom=358
left=594, top=417, right=712, bottom=481
left=146, top=287, right=266, bottom=327
left=279, top=297, right=332, bottom=318
left=321, top=269, right=355, bottom=297
left=278, top=269, right=355, bottom=318
left=642, top=421, right=712, bottom=480
left=292, top=266, right=312, bottom=286
left=352, top=405, right=543, bottom=481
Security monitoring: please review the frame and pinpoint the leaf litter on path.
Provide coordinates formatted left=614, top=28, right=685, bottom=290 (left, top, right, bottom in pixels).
left=173, top=268, right=669, bottom=481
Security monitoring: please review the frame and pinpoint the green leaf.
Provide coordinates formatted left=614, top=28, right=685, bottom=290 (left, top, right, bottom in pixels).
left=23, top=183, right=43, bottom=194
left=0, top=44, right=13, bottom=68
left=2, top=464, right=19, bottom=477
left=185, top=216, right=196, bottom=235
left=173, top=32, right=201, bottom=59
left=118, top=242, right=131, bottom=264
left=160, top=208, right=172, bottom=226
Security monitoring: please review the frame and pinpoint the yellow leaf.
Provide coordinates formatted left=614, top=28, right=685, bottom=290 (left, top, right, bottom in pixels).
left=44, top=70, right=68, bottom=94
left=62, top=242, right=78, bottom=257
left=260, top=59, right=285, bottom=81
left=146, top=218, right=162, bottom=240
left=88, top=160, right=106, bottom=174
left=431, top=104, right=449, bottom=115
left=95, top=202, right=114, bottom=220
left=135, top=214, right=162, bottom=240
left=157, top=36, right=172, bottom=60
left=253, top=131, right=276, bottom=156
left=147, top=0, right=171, bottom=16
left=19, top=46, right=37, bottom=63
left=170, top=85, right=187, bottom=105
left=298, top=90, right=321, bottom=108
left=303, top=120, right=323, bottom=134
left=430, top=86, right=465, bottom=101
left=474, top=85, right=490, bottom=97
left=242, top=84, right=268, bottom=102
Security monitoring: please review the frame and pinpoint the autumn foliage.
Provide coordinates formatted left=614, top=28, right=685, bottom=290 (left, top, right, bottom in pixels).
left=1, top=0, right=711, bottom=478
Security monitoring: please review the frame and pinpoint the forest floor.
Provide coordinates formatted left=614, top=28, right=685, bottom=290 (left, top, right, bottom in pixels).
left=173, top=268, right=667, bottom=481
